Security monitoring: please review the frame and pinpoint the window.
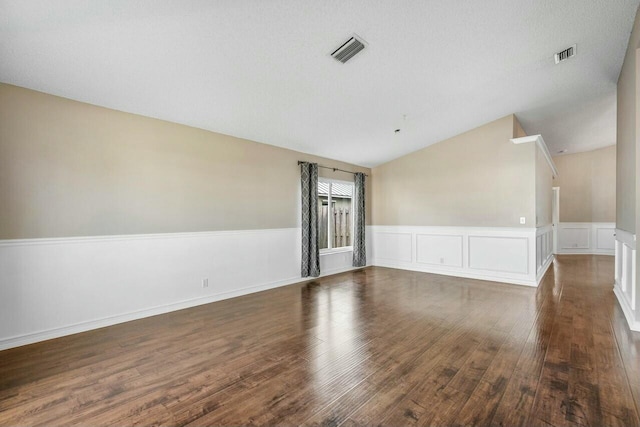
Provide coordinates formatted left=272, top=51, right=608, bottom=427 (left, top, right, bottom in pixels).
left=318, top=179, right=354, bottom=251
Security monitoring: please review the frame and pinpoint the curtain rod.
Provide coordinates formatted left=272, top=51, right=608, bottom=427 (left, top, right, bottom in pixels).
left=297, top=161, right=368, bottom=177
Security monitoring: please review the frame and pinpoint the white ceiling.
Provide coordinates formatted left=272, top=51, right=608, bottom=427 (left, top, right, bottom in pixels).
left=1, top=0, right=638, bottom=167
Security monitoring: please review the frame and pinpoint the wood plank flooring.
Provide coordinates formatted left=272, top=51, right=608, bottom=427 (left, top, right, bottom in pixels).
left=0, top=255, right=638, bottom=426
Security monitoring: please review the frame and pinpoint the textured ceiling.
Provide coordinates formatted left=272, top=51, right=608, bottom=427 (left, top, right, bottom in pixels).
left=1, top=0, right=638, bottom=167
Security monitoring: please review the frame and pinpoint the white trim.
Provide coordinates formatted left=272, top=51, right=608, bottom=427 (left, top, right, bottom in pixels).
left=318, top=177, right=355, bottom=251
left=370, top=225, right=538, bottom=287
left=320, top=246, right=353, bottom=255
left=556, top=222, right=615, bottom=255
left=374, top=231, right=413, bottom=262
left=373, top=261, right=538, bottom=287
left=0, top=261, right=368, bottom=351
left=536, top=223, right=553, bottom=235
left=415, top=234, right=464, bottom=268
left=536, top=253, right=554, bottom=284
left=614, top=286, right=640, bottom=332
left=510, top=134, right=559, bottom=177
left=0, top=228, right=296, bottom=247
left=468, top=235, right=529, bottom=274
left=616, top=228, right=636, bottom=249
left=561, top=226, right=591, bottom=249
left=0, top=226, right=373, bottom=350
left=370, top=225, right=533, bottom=234
left=319, top=264, right=365, bottom=277
left=552, top=187, right=559, bottom=254
left=614, top=230, right=639, bottom=332
left=0, top=274, right=301, bottom=351
left=535, top=224, right=554, bottom=284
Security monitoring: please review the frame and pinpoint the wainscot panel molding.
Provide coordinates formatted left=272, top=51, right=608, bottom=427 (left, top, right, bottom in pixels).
left=536, top=224, right=554, bottom=283
left=0, top=227, right=373, bottom=350
left=557, top=222, right=616, bottom=255
left=614, top=228, right=639, bottom=331
left=370, top=226, right=547, bottom=287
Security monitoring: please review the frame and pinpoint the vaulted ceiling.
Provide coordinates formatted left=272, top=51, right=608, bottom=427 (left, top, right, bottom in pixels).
left=1, top=0, right=638, bottom=167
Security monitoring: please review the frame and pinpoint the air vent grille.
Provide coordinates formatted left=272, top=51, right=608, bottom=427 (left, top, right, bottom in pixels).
left=554, top=45, right=576, bottom=64
left=331, top=36, right=366, bottom=63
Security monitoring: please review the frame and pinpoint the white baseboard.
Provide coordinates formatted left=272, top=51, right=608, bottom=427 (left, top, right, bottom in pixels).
left=614, top=284, right=640, bottom=332
left=536, top=254, right=554, bottom=285
left=557, top=222, right=615, bottom=255
left=0, top=274, right=303, bottom=351
left=371, top=259, right=538, bottom=287
left=559, top=252, right=614, bottom=256
left=318, top=265, right=367, bottom=277
left=370, top=225, right=539, bottom=287
left=0, top=227, right=373, bottom=351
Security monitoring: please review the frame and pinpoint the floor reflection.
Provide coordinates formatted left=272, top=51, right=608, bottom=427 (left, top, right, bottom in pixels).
left=2, top=256, right=638, bottom=426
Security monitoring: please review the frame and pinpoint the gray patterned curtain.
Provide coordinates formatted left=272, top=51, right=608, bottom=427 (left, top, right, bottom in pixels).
left=353, top=172, right=366, bottom=267
left=301, top=162, right=320, bottom=277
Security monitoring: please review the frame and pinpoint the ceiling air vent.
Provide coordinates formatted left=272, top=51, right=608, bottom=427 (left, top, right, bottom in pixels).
left=554, top=44, right=576, bottom=64
left=331, top=35, right=366, bottom=63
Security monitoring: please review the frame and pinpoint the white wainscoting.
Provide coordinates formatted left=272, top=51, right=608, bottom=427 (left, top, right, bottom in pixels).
left=370, top=226, right=546, bottom=287
left=416, top=234, right=463, bottom=268
left=614, top=228, right=639, bottom=331
left=536, top=224, right=554, bottom=282
left=0, top=227, right=373, bottom=350
left=557, top=222, right=615, bottom=255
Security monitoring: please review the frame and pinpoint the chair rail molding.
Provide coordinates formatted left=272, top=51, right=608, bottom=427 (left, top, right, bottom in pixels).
left=510, top=134, right=558, bottom=177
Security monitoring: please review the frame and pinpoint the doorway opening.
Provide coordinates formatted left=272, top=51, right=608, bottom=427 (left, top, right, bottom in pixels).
left=552, top=187, right=560, bottom=254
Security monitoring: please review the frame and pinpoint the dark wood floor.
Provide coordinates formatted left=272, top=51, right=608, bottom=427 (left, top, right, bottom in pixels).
left=0, top=255, right=639, bottom=426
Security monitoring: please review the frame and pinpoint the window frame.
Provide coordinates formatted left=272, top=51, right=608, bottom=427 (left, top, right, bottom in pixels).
left=318, top=177, right=355, bottom=254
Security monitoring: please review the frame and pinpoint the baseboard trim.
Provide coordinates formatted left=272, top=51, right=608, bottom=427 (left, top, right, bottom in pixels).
left=537, top=254, right=555, bottom=284
left=318, top=265, right=367, bottom=278
left=556, top=252, right=614, bottom=256
left=0, top=274, right=306, bottom=351
left=613, top=284, right=640, bottom=332
left=0, top=263, right=372, bottom=352
left=371, top=259, right=537, bottom=287
left=556, top=222, right=615, bottom=256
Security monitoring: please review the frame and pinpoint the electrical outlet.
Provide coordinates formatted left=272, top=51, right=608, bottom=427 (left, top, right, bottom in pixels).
left=440, top=258, right=444, bottom=264
left=519, top=217, right=526, bottom=224
left=202, top=278, right=209, bottom=288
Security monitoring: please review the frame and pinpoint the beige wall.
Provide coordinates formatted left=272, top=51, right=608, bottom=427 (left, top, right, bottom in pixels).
left=552, top=145, right=616, bottom=223
left=0, top=84, right=371, bottom=239
left=617, top=7, right=640, bottom=233
left=535, top=146, right=553, bottom=227
left=372, top=115, right=536, bottom=227
left=514, top=116, right=527, bottom=138
left=637, top=47, right=640, bottom=236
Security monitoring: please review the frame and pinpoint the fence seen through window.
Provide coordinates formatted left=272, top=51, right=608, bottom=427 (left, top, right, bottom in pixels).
left=318, top=180, right=354, bottom=250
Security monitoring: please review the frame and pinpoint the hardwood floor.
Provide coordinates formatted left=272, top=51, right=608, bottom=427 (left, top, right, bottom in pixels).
left=0, top=255, right=638, bottom=426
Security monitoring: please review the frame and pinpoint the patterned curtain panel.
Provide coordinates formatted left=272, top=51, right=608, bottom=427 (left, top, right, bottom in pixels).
left=301, top=162, right=320, bottom=277
left=353, top=172, right=366, bottom=267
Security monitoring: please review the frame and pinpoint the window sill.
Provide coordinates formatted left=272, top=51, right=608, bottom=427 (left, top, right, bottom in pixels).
left=320, top=247, right=353, bottom=256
